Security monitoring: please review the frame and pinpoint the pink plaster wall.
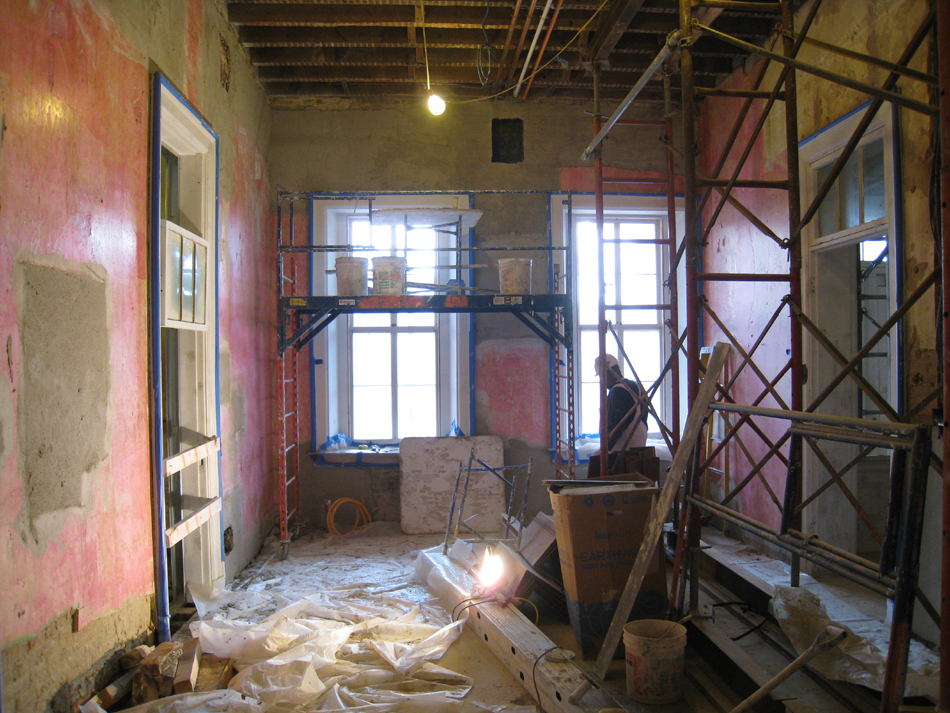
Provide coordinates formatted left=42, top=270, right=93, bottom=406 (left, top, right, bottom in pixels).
left=475, top=339, right=550, bottom=447
left=0, top=0, right=276, bottom=651
left=696, top=62, right=794, bottom=530
left=0, top=0, right=153, bottom=644
left=220, top=123, right=278, bottom=538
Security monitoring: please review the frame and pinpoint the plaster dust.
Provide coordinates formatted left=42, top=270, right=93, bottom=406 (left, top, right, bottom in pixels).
left=160, top=522, right=531, bottom=712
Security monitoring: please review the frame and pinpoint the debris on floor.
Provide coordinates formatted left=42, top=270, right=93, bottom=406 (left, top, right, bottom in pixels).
left=83, top=523, right=524, bottom=713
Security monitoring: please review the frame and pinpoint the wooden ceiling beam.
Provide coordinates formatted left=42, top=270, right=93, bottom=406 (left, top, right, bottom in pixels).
left=588, top=0, right=648, bottom=62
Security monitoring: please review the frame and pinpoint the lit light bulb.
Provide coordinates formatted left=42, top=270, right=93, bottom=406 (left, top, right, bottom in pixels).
left=427, top=93, right=446, bottom=116
left=478, top=549, right=504, bottom=588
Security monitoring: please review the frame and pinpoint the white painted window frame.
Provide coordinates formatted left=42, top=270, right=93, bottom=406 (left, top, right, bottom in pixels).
left=310, top=195, right=472, bottom=446
left=159, top=83, right=223, bottom=589
left=551, top=193, right=685, bottom=442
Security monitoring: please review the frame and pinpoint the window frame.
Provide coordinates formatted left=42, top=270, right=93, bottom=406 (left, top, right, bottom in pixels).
left=310, top=195, right=472, bottom=447
left=551, top=193, right=685, bottom=444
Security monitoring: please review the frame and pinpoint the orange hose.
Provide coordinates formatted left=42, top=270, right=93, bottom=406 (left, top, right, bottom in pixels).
left=327, top=497, right=372, bottom=535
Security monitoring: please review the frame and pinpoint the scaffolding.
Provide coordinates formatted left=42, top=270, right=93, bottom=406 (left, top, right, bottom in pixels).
left=584, top=2, right=949, bottom=711
left=275, top=192, right=577, bottom=558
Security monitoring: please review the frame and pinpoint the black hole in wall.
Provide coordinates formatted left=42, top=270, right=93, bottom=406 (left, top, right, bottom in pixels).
left=492, top=118, right=524, bottom=163
left=223, top=526, right=234, bottom=554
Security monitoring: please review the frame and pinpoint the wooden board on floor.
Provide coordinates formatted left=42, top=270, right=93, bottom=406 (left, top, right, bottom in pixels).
left=399, top=436, right=505, bottom=535
left=194, top=654, right=234, bottom=692
left=419, top=548, right=622, bottom=713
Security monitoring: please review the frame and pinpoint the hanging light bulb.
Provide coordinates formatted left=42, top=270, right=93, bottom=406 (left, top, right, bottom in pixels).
left=427, top=93, right=446, bottom=116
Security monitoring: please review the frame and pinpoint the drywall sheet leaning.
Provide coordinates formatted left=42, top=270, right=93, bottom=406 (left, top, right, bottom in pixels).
left=399, top=436, right=505, bottom=535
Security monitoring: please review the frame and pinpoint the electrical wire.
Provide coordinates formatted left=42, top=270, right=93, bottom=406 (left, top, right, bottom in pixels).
left=449, top=0, right=612, bottom=105
left=477, top=0, right=494, bottom=85
left=326, top=497, right=372, bottom=535
left=531, top=646, right=565, bottom=713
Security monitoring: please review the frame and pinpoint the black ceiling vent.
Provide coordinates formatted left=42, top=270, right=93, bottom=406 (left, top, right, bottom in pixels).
left=492, top=119, right=524, bottom=164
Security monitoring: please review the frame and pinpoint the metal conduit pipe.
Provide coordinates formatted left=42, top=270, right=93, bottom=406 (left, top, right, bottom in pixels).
left=581, top=31, right=679, bottom=161
left=513, top=0, right=554, bottom=97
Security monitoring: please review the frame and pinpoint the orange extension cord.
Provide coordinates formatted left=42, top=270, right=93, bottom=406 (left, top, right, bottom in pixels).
left=326, top=497, right=372, bottom=536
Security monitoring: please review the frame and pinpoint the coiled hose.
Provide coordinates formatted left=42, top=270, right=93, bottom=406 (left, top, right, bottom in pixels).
left=326, top=497, right=373, bottom=535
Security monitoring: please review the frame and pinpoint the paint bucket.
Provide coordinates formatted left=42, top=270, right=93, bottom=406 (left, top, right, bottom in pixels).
left=372, top=256, right=408, bottom=295
left=335, top=256, right=369, bottom=296
left=623, top=619, right=687, bottom=704
left=498, top=258, right=532, bottom=294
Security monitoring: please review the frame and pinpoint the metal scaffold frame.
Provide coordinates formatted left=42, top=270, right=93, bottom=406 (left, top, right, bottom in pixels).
left=585, top=1, right=948, bottom=710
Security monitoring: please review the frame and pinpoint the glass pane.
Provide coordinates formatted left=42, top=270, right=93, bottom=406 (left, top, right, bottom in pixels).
left=194, top=243, right=207, bottom=324
left=351, top=220, right=372, bottom=247
left=580, top=381, right=602, bottom=436
left=397, top=312, right=436, bottom=327
left=604, top=222, right=616, bottom=308
left=620, top=306, right=659, bottom=326
left=398, top=385, right=437, bottom=437
left=839, top=151, right=861, bottom=229
left=816, top=162, right=837, bottom=236
left=353, top=313, right=391, bottom=328
left=576, top=230, right=601, bottom=324
left=618, top=240, right=657, bottom=275
left=353, top=386, right=392, bottom=440
left=352, top=333, right=391, bottom=386
left=622, top=330, right=661, bottom=384
left=166, top=232, right=183, bottom=321
left=618, top=221, right=657, bottom=244
left=863, top=138, right=885, bottom=223
left=181, top=238, right=196, bottom=323
left=406, top=228, right=436, bottom=292
left=397, top=333, right=436, bottom=385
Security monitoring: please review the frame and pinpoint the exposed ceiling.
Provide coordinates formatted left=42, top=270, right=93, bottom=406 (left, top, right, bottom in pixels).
left=227, top=0, right=782, bottom=108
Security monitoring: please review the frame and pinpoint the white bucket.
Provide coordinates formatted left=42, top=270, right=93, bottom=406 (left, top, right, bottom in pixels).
left=623, top=619, right=687, bottom=705
left=498, top=258, right=532, bottom=294
left=335, top=256, right=369, bottom=296
left=372, top=256, right=408, bottom=295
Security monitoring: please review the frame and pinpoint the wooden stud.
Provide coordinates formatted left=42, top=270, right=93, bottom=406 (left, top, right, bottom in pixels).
left=173, top=637, right=203, bottom=694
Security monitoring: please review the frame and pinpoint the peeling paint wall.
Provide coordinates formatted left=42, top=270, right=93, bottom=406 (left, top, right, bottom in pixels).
left=270, top=102, right=667, bottom=525
left=696, top=0, right=938, bottom=640
left=0, top=0, right=274, bottom=707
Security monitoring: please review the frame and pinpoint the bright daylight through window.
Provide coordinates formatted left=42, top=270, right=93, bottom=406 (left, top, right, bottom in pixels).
left=575, top=216, right=668, bottom=437
left=348, top=218, right=440, bottom=440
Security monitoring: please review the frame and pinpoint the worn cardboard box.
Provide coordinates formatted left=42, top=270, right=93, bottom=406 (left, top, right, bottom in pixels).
left=548, top=481, right=668, bottom=659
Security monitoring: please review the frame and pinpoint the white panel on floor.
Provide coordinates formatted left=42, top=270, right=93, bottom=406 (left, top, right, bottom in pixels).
left=399, top=436, right=505, bottom=535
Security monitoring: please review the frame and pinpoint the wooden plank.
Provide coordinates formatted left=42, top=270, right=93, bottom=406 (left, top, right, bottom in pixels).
left=119, top=644, right=153, bottom=670
left=194, top=654, right=235, bottom=692
left=419, top=549, right=622, bottom=713
left=173, top=637, right=203, bottom=694
left=95, top=669, right=136, bottom=709
left=592, top=342, right=730, bottom=678
left=165, top=496, right=222, bottom=548
left=164, top=436, right=220, bottom=477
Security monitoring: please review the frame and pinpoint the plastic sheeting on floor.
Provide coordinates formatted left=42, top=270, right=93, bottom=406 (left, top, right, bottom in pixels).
left=97, top=524, right=480, bottom=713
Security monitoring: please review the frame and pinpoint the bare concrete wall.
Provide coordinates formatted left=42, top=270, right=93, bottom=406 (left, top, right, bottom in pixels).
left=270, top=101, right=667, bottom=525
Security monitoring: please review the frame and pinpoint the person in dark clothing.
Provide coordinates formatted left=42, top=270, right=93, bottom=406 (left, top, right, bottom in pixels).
left=594, top=354, right=649, bottom=452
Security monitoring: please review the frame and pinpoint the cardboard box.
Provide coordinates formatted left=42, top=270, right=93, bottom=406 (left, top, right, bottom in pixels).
left=548, top=481, right=668, bottom=659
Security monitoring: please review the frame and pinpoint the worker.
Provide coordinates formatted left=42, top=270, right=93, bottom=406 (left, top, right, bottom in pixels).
left=594, top=354, right=649, bottom=452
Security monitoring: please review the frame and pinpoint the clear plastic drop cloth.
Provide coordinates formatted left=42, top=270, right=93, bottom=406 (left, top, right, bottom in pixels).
left=159, top=523, right=475, bottom=711
left=770, top=585, right=939, bottom=696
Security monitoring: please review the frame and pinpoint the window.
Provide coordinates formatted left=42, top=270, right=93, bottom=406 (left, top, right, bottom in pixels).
left=576, top=216, right=668, bottom=436
left=312, top=196, right=471, bottom=446
left=552, top=195, right=683, bottom=444
left=348, top=218, right=440, bottom=439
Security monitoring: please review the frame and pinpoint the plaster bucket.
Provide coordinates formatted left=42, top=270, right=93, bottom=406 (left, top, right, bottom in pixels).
left=335, top=256, right=369, bottom=296
left=372, top=256, right=407, bottom=295
left=623, top=619, right=687, bottom=705
left=498, top=258, right=532, bottom=294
